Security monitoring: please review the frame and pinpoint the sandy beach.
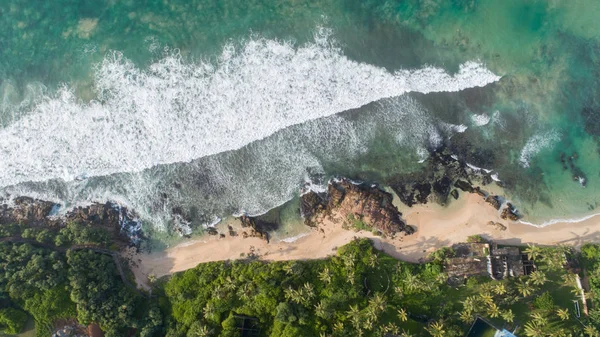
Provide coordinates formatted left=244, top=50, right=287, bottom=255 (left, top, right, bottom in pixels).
left=132, top=192, right=600, bottom=289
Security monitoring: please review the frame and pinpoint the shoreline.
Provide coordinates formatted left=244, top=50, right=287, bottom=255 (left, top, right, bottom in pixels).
left=132, top=191, right=600, bottom=289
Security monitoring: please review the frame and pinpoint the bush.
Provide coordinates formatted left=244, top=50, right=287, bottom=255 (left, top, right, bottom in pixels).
left=533, top=291, right=554, bottom=312
left=0, top=308, right=28, bottom=334
left=466, top=235, right=487, bottom=243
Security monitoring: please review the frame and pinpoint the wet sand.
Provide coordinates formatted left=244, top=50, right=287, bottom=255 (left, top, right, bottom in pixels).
left=132, top=192, right=600, bottom=289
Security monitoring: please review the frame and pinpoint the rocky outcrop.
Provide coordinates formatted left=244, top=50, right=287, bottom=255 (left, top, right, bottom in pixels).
left=487, top=221, right=507, bottom=231
left=389, top=146, right=497, bottom=206
left=500, top=203, right=521, bottom=221
left=0, top=197, right=58, bottom=226
left=238, top=215, right=276, bottom=242
left=485, top=195, right=502, bottom=210
left=300, top=192, right=327, bottom=227
left=454, top=180, right=474, bottom=193
left=0, top=197, right=143, bottom=247
left=301, top=178, right=414, bottom=237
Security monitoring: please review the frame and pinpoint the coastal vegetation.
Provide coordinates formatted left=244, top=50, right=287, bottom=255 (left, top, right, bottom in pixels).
left=158, top=239, right=592, bottom=337
left=1, top=212, right=600, bottom=337
left=0, top=235, right=160, bottom=337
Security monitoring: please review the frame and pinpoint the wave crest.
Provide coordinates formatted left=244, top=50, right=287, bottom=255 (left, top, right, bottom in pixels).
left=0, top=30, right=500, bottom=188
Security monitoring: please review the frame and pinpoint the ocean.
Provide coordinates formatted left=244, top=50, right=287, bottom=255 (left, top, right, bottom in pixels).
left=1, top=0, right=599, bottom=240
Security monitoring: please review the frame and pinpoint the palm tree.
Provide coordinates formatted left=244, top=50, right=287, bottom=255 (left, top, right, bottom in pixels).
left=426, top=320, right=446, bottom=337
left=384, top=323, right=399, bottom=335
left=556, top=308, right=569, bottom=321
left=530, top=312, right=548, bottom=326
left=318, top=267, right=332, bottom=284
left=530, top=270, right=547, bottom=286
left=347, top=304, right=362, bottom=330
left=487, top=303, right=501, bottom=318
left=435, top=272, right=448, bottom=285
left=524, top=320, right=546, bottom=337
left=394, top=285, right=405, bottom=298
left=315, top=301, right=327, bottom=319
left=480, top=292, right=494, bottom=305
left=303, top=282, right=315, bottom=300
left=502, top=309, right=515, bottom=323
left=403, top=272, right=421, bottom=292
left=187, top=323, right=212, bottom=337
left=493, top=283, right=507, bottom=295
left=584, top=325, right=600, bottom=337
left=524, top=244, right=542, bottom=261
left=283, top=263, right=297, bottom=276
left=461, top=296, right=477, bottom=313
left=459, top=310, right=472, bottom=324
left=348, top=270, right=356, bottom=285
left=555, top=328, right=573, bottom=337
left=399, top=330, right=415, bottom=337
left=397, top=308, right=408, bottom=322
left=517, top=281, right=534, bottom=297
left=202, top=302, right=216, bottom=321
left=364, top=306, right=377, bottom=329
left=368, top=253, right=378, bottom=268
left=562, top=273, right=578, bottom=288
left=333, top=321, right=344, bottom=333
left=238, top=283, right=253, bottom=300
left=343, top=254, right=356, bottom=269
left=223, top=276, right=236, bottom=291
left=369, top=293, right=387, bottom=314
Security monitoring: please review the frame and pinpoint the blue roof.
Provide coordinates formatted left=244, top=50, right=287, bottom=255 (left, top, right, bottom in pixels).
left=495, top=329, right=517, bottom=337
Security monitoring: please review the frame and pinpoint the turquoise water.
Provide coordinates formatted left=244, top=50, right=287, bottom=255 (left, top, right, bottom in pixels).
left=1, top=0, right=599, bottom=234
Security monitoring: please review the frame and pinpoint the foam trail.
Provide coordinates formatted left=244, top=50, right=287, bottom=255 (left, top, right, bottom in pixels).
left=519, top=130, right=561, bottom=167
left=519, top=212, right=600, bottom=228
left=0, top=31, right=500, bottom=188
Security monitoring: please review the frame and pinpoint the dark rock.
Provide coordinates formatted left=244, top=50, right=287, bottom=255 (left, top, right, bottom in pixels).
left=432, top=176, right=452, bottom=203
left=238, top=215, right=273, bottom=242
left=454, top=180, right=474, bottom=193
left=481, top=175, right=493, bottom=186
left=500, top=203, right=520, bottom=221
left=485, top=195, right=502, bottom=210
left=300, top=192, right=327, bottom=227
left=487, top=221, right=506, bottom=231
left=390, top=181, right=431, bottom=207
left=450, top=189, right=459, bottom=200
left=473, top=186, right=487, bottom=197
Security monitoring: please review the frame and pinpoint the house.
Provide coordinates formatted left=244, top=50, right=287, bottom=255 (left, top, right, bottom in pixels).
left=445, top=243, right=490, bottom=285
left=445, top=242, right=534, bottom=285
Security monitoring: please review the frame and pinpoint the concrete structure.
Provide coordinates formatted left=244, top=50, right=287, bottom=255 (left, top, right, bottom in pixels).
left=445, top=242, right=534, bottom=285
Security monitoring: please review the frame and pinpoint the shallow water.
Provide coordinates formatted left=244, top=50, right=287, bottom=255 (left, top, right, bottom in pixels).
left=1, top=0, right=599, bottom=238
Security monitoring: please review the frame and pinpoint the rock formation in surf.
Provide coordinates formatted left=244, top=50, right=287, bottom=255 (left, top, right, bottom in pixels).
left=389, top=146, right=497, bottom=207
left=238, top=215, right=277, bottom=243
left=301, top=177, right=414, bottom=237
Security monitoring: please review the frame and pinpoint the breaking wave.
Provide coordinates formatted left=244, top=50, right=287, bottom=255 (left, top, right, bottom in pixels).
left=0, top=29, right=499, bottom=188
left=519, top=130, right=561, bottom=167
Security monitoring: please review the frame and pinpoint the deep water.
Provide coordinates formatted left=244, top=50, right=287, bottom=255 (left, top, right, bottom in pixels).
left=1, top=0, right=599, bottom=237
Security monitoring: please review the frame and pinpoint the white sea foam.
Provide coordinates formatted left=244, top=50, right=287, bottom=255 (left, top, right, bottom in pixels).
left=471, top=113, right=491, bottom=126
left=0, top=30, right=500, bottom=188
left=519, top=131, right=561, bottom=167
left=519, top=212, right=600, bottom=228
left=280, top=232, right=309, bottom=243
